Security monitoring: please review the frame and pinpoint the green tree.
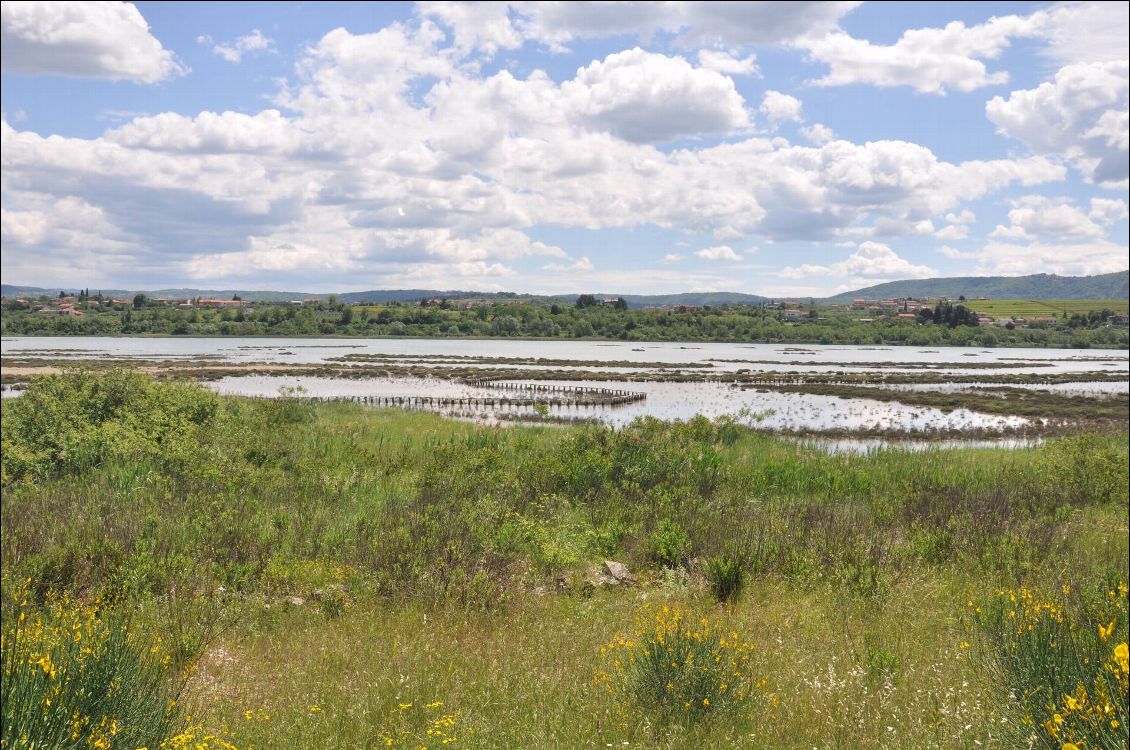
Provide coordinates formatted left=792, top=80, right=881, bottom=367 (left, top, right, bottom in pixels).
left=575, top=294, right=598, bottom=309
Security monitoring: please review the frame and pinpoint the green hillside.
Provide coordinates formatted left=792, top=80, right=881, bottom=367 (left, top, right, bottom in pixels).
left=824, top=271, right=1129, bottom=303
left=965, top=299, right=1130, bottom=317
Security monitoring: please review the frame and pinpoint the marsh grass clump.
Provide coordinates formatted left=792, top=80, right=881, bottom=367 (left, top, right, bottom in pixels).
left=970, top=580, right=1129, bottom=749
left=704, top=553, right=745, bottom=604
left=266, top=385, right=316, bottom=425
left=596, top=604, right=757, bottom=721
left=1, top=582, right=185, bottom=750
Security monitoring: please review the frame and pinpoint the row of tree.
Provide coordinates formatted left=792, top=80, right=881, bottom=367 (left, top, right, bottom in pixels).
left=3, top=300, right=1125, bottom=347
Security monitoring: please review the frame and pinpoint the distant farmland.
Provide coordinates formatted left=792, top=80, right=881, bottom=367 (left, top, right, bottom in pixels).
left=964, top=299, right=1129, bottom=317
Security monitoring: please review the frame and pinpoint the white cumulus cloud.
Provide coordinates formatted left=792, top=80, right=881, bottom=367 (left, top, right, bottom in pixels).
left=990, top=195, right=1114, bottom=240
left=696, top=49, right=758, bottom=76
left=800, top=123, right=835, bottom=144
left=975, top=238, right=1130, bottom=276
left=543, top=256, right=595, bottom=272
left=418, top=1, right=861, bottom=55
left=760, top=90, right=803, bottom=127
left=799, top=13, right=1044, bottom=94
left=987, top=60, right=1129, bottom=186
left=1, top=1, right=185, bottom=82
left=779, top=241, right=936, bottom=278
left=563, top=48, right=751, bottom=143
left=211, top=28, right=273, bottom=63
left=695, top=245, right=742, bottom=261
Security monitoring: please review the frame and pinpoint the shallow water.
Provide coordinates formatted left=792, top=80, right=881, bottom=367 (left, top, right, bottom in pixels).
left=785, top=436, right=1044, bottom=456
left=895, top=380, right=1128, bottom=396
left=3, top=336, right=1127, bottom=377
left=4, top=336, right=1123, bottom=435
left=207, top=374, right=1030, bottom=432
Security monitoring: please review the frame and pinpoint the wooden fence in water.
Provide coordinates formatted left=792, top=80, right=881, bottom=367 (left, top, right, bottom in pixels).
left=460, top=378, right=646, bottom=405
left=292, top=379, right=646, bottom=410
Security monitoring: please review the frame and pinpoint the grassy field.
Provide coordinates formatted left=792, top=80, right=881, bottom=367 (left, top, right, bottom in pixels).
left=964, top=299, right=1130, bottom=318
left=2, top=371, right=1128, bottom=749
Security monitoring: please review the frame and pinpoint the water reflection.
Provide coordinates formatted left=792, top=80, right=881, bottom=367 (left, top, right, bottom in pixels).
left=207, top=374, right=1030, bottom=433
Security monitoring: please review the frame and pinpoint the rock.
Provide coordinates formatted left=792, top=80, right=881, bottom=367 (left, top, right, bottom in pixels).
left=602, top=560, right=636, bottom=585
left=555, top=576, right=569, bottom=593
left=310, top=583, right=346, bottom=602
left=285, top=596, right=306, bottom=607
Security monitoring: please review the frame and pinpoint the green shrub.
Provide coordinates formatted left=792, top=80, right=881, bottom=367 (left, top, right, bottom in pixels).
left=1, top=369, right=220, bottom=484
left=320, top=589, right=346, bottom=620
left=650, top=519, right=691, bottom=569
left=1, top=587, right=185, bottom=749
left=863, top=632, right=899, bottom=682
left=704, top=553, right=745, bottom=603
left=597, top=605, right=756, bottom=719
left=266, top=386, right=316, bottom=425
left=1036, top=434, right=1130, bottom=507
left=970, top=582, right=1129, bottom=749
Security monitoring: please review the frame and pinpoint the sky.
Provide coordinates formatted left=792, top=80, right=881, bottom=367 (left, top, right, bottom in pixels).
left=1, top=1, right=1128, bottom=296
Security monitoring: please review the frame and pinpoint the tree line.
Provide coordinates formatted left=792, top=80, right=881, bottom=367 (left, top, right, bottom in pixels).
left=2, top=298, right=1126, bottom=348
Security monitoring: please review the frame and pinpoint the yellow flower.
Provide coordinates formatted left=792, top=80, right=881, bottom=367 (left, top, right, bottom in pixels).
left=309, top=704, right=321, bottom=713
left=1062, top=744, right=1081, bottom=750
left=1098, top=620, right=1115, bottom=642
left=1115, top=642, right=1129, bottom=674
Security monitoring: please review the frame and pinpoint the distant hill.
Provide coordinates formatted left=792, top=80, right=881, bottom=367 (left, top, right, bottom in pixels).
left=548, top=292, right=769, bottom=308
left=2, top=285, right=768, bottom=308
left=0, top=285, right=313, bottom=302
left=328, top=290, right=771, bottom=307
left=335, top=289, right=493, bottom=303
left=823, top=271, right=1129, bottom=303
left=6, top=272, right=1125, bottom=307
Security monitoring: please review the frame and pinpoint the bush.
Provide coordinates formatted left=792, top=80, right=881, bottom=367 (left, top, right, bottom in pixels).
left=596, top=604, right=757, bottom=719
left=1, top=585, right=186, bottom=749
left=1036, top=434, right=1130, bottom=507
left=704, top=553, right=744, bottom=604
left=650, top=519, right=691, bottom=569
left=1, top=369, right=221, bottom=484
left=970, top=582, right=1129, bottom=749
left=266, top=385, right=316, bottom=426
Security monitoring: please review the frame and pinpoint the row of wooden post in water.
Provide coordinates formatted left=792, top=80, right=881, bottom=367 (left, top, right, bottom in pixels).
left=305, top=378, right=646, bottom=410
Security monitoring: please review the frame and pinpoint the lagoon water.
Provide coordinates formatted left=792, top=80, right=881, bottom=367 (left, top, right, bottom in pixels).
left=3, top=336, right=1126, bottom=439
left=3, top=335, right=1127, bottom=374
left=203, top=373, right=1031, bottom=432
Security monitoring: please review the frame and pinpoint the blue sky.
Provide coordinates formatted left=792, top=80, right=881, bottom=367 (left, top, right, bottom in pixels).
left=1, top=1, right=1127, bottom=295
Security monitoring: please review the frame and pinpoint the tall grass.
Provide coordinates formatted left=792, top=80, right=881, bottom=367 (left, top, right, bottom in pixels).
left=2, top=372, right=1126, bottom=605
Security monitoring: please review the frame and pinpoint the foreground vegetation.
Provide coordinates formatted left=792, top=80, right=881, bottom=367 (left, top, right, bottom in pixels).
left=2, top=371, right=1128, bottom=748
